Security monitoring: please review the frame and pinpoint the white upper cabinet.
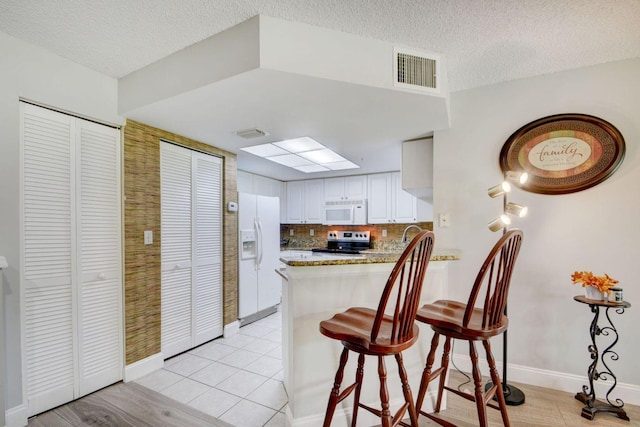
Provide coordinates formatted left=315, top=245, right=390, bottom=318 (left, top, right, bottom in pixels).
left=367, top=173, right=393, bottom=223
left=285, top=180, right=324, bottom=224
left=323, top=176, right=367, bottom=201
left=392, top=172, right=418, bottom=223
left=367, top=172, right=417, bottom=224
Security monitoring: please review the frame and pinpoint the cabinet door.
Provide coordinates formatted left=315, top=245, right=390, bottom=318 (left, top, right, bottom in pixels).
left=344, top=176, right=367, bottom=200
left=285, top=181, right=305, bottom=223
left=367, top=173, right=393, bottom=223
left=392, top=172, right=417, bottom=223
left=324, top=177, right=345, bottom=200
left=304, top=180, right=324, bottom=223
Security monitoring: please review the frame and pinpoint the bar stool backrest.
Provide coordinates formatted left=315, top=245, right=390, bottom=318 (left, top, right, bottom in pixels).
left=463, top=229, right=523, bottom=330
left=371, top=230, right=435, bottom=345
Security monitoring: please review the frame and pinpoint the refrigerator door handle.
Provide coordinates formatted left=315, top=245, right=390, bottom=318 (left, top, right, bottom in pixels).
left=256, top=218, right=264, bottom=268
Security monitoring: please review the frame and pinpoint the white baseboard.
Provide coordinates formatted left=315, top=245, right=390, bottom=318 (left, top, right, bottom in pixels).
left=285, top=390, right=441, bottom=427
left=451, top=353, right=640, bottom=406
left=123, top=352, right=164, bottom=382
left=5, top=404, right=27, bottom=427
left=224, top=320, right=240, bottom=337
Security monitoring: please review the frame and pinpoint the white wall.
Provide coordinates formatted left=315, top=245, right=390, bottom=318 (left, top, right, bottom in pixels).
left=0, top=30, right=120, bottom=421
left=433, top=58, right=640, bottom=393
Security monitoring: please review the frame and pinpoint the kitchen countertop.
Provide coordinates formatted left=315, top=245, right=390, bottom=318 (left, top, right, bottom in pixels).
left=279, top=249, right=460, bottom=266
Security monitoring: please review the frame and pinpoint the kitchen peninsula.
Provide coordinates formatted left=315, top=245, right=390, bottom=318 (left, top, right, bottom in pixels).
left=278, top=250, right=459, bottom=427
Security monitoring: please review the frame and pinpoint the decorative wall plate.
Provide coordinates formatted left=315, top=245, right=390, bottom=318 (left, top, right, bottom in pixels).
left=499, top=114, right=625, bottom=194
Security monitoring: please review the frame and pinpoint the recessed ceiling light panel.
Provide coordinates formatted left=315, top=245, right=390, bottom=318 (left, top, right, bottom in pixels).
left=267, top=154, right=313, bottom=167
left=273, top=137, right=324, bottom=153
left=240, top=136, right=359, bottom=173
left=294, top=164, right=330, bottom=173
left=241, top=144, right=288, bottom=157
left=325, top=160, right=360, bottom=170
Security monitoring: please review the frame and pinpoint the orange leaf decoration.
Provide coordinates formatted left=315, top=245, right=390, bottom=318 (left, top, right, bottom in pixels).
left=571, top=271, right=619, bottom=293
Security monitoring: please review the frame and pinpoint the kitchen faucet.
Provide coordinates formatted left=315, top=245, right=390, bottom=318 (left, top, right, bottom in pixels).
left=401, top=224, right=422, bottom=244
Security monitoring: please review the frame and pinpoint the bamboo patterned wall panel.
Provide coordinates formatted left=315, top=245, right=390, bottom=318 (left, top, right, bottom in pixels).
left=123, top=120, right=238, bottom=365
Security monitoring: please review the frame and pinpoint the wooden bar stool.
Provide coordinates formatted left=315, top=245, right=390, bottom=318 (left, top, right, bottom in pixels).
left=415, top=229, right=523, bottom=427
left=319, top=230, right=435, bottom=427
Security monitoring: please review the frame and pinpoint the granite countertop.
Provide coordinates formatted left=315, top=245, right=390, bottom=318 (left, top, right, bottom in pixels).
left=279, top=249, right=460, bottom=267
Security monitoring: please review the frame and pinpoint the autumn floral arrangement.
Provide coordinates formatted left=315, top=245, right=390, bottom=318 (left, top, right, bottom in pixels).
left=571, top=271, right=619, bottom=293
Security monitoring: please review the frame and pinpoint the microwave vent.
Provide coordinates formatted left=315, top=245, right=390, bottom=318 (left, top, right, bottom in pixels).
left=325, top=200, right=366, bottom=206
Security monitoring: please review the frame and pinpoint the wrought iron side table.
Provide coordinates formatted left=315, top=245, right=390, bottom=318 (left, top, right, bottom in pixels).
left=573, top=295, right=631, bottom=421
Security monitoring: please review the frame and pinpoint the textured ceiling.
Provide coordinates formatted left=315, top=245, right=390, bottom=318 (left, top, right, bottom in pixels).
left=1, top=0, right=639, bottom=92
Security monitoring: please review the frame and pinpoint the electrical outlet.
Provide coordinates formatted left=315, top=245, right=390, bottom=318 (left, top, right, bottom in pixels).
left=144, top=230, right=153, bottom=245
left=310, top=229, right=314, bottom=236
left=289, top=229, right=294, bottom=236
left=382, top=229, right=387, bottom=237
left=439, top=213, right=451, bottom=228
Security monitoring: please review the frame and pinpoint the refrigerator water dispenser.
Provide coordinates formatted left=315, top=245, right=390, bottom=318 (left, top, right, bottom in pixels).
left=240, top=229, right=257, bottom=259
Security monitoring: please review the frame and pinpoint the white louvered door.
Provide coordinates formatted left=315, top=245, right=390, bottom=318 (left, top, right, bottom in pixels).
left=160, top=143, right=194, bottom=357
left=76, top=119, right=122, bottom=396
left=22, top=104, right=76, bottom=416
left=192, top=153, right=223, bottom=345
left=21, top=103, right=122, bottom=416
left=160, top=142, right=223, bottom=359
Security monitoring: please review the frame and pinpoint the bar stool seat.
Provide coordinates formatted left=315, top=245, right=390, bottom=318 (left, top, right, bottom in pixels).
left=319, top=230, right=435, bottom=427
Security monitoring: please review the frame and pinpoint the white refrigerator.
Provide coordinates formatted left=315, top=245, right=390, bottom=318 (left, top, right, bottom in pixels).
left=238, top=192, right=281, bottom=322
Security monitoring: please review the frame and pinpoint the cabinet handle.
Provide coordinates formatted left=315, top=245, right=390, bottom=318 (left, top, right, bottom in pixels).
left=98, top=273, right=106, bottom=280
left=176, top=263, right=182, bottom=269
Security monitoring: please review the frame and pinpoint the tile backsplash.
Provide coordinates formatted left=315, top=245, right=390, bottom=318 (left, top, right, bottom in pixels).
left=280, top=222, right=433, bottom=251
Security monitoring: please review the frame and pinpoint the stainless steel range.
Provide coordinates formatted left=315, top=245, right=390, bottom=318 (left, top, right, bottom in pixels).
left=311, top=230, right=371, bottom=254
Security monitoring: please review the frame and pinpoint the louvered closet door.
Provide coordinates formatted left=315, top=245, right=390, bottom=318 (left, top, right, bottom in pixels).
left=22, top=104, right=76, bottom=416
left=161, top=142, right=194, bottom=358
left=76, top=119, right=122, bottom=396
left=21, top=103, right=122, bottom=416
left=160, top=143, right=223, bottom=359
left=192, top=153, right=223, bottom=345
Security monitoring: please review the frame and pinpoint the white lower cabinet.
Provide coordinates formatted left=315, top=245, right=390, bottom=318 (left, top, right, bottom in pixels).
left=21, top=103, right=123, bottom=416
left=160, top=142, right=223, bottom=359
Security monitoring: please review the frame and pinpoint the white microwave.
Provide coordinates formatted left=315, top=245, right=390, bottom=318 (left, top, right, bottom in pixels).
left=322, top=200, right=367, bottom=225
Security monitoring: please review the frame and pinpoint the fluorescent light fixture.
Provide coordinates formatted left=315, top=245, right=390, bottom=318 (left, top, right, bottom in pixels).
left=273, top=137, right=324, bottom=153
left=241, top=137, right=359, bottom=173
left=294, top=164, right=330, bottom=173
left=325, top=160, right=360, bottom=170
left=299, top=149, right=345, bottom=164
left=241, top=144, right=288, bottom=157
left=267, top=154, right=313, bottom=167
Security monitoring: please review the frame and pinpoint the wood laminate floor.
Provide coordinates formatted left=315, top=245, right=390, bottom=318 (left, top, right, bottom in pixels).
left=27, top=382, right=232, bottom=427
left=409, top=371, right=640, bottom=426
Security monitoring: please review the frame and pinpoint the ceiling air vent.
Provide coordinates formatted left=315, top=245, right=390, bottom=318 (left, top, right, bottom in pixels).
left=394, top=47, right=439, bottom=92
left=236, top=128, right=268, bottom=139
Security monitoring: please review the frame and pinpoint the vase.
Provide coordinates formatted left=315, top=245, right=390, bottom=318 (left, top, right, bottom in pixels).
left=584, top=286, right=604, bottom=301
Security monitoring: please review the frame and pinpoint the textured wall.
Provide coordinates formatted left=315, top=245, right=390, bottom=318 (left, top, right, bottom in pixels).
left=123, top=120, right=237, bottom=365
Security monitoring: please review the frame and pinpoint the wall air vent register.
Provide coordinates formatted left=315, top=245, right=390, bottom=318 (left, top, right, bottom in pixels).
left=394, top=47, right=439, bottom=92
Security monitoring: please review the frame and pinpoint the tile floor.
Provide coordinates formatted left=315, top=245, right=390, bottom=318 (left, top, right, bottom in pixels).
left=135, top=310, right=287, bottom=427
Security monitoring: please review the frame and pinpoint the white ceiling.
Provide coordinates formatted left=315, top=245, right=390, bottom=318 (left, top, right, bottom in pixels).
left=2, top=0, right=639, bottom=181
